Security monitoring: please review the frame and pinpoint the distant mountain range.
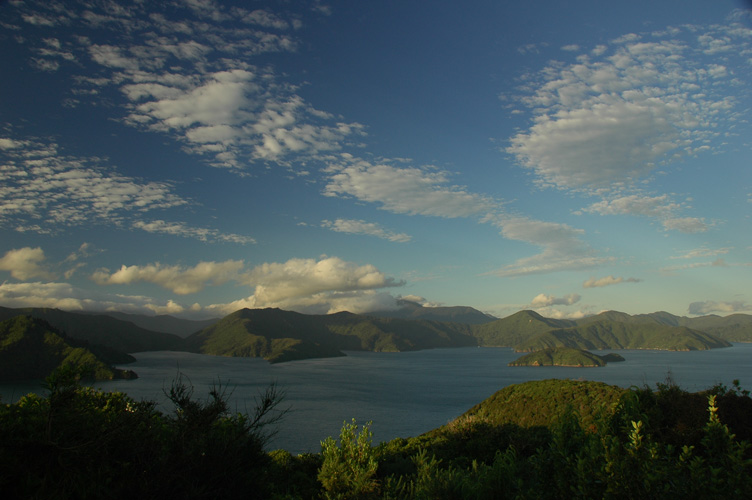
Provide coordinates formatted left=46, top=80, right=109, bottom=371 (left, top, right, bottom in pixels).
left=0, top=304, right=749, bottom=379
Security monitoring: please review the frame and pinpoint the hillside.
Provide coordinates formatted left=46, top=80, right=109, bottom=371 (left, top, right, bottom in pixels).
left=514, top=320, right=731, bottom=352
left=0, top=316, right=137, bottom=381
left=184, top=308, right=476, bottom=362
left=0, top=306, right=183, bottom=353
left=89, top=311, right=219, bottom=338
left=471, top=310, right=575, bottom=347
left=508, top=347, right=624, bottom=367
left=367, top=300, right=496, bottom=324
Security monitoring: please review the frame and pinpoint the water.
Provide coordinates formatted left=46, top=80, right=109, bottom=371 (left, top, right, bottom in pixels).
left=2, top=344, right=751, bottom=454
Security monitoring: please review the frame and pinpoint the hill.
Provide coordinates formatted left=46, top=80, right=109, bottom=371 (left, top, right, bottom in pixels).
left=508, top=347, right=624, bottom=367
left=0, top=306, right=183, bottom=353
left=0, top=316, right=137, bottom=381
left=471, top=310, right=575, bottom=347
left=86, top=311, right=219, bottom=337
left=367, top=300, right=496, bottom=324
left=514, top=319, right=731, bottom=352
left=184, top=308, right=476, bottom=363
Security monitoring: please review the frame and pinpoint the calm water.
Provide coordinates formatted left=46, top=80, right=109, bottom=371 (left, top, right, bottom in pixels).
left=2, top=344, right=751, bottom=454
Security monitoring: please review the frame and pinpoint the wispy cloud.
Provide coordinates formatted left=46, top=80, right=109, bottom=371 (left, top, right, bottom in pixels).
left=490, top=216, right=611, bottom=277
left=7, top=0, right=364, bottom=171
left=321, top=218, right=411, bottom=242
left=324, top=155, right=497, bottom=218
left=670, top=247, right=732, bottom=260
left=507, top=21, right=750, bottom=228
left=689, top=300, right=750, bottom=315
left=132, top=220, right=255, bottom=245
left=583, top=275, right=641, bottom=288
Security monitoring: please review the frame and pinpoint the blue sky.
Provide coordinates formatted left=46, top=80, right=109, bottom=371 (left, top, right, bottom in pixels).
left=1, top=0, right=751, bottom=320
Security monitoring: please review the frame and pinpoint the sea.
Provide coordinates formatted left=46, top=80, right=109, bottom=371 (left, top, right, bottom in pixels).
left=2, top=344, right=751, bottom=454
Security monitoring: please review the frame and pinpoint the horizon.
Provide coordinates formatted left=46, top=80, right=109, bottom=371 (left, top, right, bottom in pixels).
left=1, top=1, right=751, bottom=321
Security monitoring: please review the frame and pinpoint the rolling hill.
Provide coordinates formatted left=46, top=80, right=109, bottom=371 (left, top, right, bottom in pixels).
left=508, top=347, right=625, bottom=367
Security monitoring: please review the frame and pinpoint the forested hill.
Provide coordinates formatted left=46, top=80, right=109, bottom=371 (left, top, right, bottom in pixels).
left=185, top=307, right=738, bottom=363
left=0, top=315, right=136, bottom=381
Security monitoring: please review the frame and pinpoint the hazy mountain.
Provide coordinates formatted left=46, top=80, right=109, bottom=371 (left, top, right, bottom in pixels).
left=515, top=320, right=731, bottom=352
left=0, top=307, right=183, bottom=353
left=367, top=300, right=497, bottom=324
left=184, top=307, right=476, bottom=363
left=472, top=310, right=576, bottom=347
left=88, top=311, right=219, bottom=337
left=0, top=316, right=137, bottom=381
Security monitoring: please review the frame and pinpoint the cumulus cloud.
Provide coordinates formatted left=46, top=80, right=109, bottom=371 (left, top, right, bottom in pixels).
left=530, top=293, right=581, bottom=307
left=91, top=260, right=246, bottom=295
left=490, top=216, right=610, bottom=277
left=0, top=247, right=55, bottom=281
left=0, top=281, right=194, bottom=316
left=580, top=194, right=708, bottom=233
left=583, top=275, right=641, bottom=288
left=689, top=300, right=750, bottom=315
left=321, top=218, right=411, bottom=242
left=205, top=256, right=404, bottom=315
left=324, top=156, right=496, bottom=218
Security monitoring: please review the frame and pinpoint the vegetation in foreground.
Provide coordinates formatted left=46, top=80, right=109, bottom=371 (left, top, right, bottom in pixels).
left=2, top=373, right=752, bottom=499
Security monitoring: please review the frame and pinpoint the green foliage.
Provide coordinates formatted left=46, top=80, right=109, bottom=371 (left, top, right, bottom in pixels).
left=0, top=367, right=286, bottom=499
left=508, top=347, right=610, bottom=367
left=319, top=419, right=380, bottom=499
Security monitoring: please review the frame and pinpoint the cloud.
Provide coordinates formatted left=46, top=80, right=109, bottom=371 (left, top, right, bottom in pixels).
left=688, top=300, right=750, bottom=315
left=580, top=194, right=708, bottom=233
left=670, top=247, right=732, bottom=260
left=661, top=258, right=729, bottom=274
left=324, top=156, right=496, bottom=218
left=0, top=247, right=55, bottom=281
left=206, top=256, right=404, bottom=315
left=7, top=1, right=361, bottom=171
left=531, top=293, right=581, bottom=307
left=0, top=281, right=195, bottom=317
left=507, top=26, right=748, bottom=192
left=91, top=260, right=246, bottom=295
left=583, top=275, right=641, bottom=288
left=321, top=218, right=411, bottom=242
left=133, top=220, right=255, bottom=244
left=0, top=136, right=187, bottom=231
left=490, top=216, right=610, bottom=277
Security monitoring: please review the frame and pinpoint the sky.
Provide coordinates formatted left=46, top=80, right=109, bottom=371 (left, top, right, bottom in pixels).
left=1, top=0, right=751, bottom=321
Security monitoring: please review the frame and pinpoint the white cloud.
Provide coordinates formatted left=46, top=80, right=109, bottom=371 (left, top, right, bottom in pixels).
left=670, top=247, right=732, bottom=260
left=324, top=156, right=496, bottom=218
left=133, top=220, right=255, bottom=244
left=530, top=293, right=581, bottom=307
left=583, top=275, right=641, bottom=288
left=661, top=258, right=728, bottom=273
left=91, top=259, right=246, bottom=295
left=490, top=216, right=610, bottom=277
left=689, top=300, right=750, bottom=315
left=0, top=281, right=196, bottom=317
left=507, top=26, right=748, bottom=192
left=206, top=256, right=404, bottom=315
left=321, top=218, right=411, bottom=242
left=0, top=136, right=187, bottom=231
left=0, top=247, right=55, bottom=281
left=661, top=217, right=708, bottom=233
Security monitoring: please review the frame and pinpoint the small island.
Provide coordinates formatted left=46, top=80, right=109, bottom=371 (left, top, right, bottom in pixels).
left=508, top=347, right=625, bottom=367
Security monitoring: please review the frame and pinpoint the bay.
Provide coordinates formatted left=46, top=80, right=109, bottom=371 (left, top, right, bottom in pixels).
left=2, top=344, right=751, bottom=454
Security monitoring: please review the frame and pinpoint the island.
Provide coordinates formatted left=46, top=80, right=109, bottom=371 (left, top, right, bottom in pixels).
left=508, top=347, right=625, bottom=367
